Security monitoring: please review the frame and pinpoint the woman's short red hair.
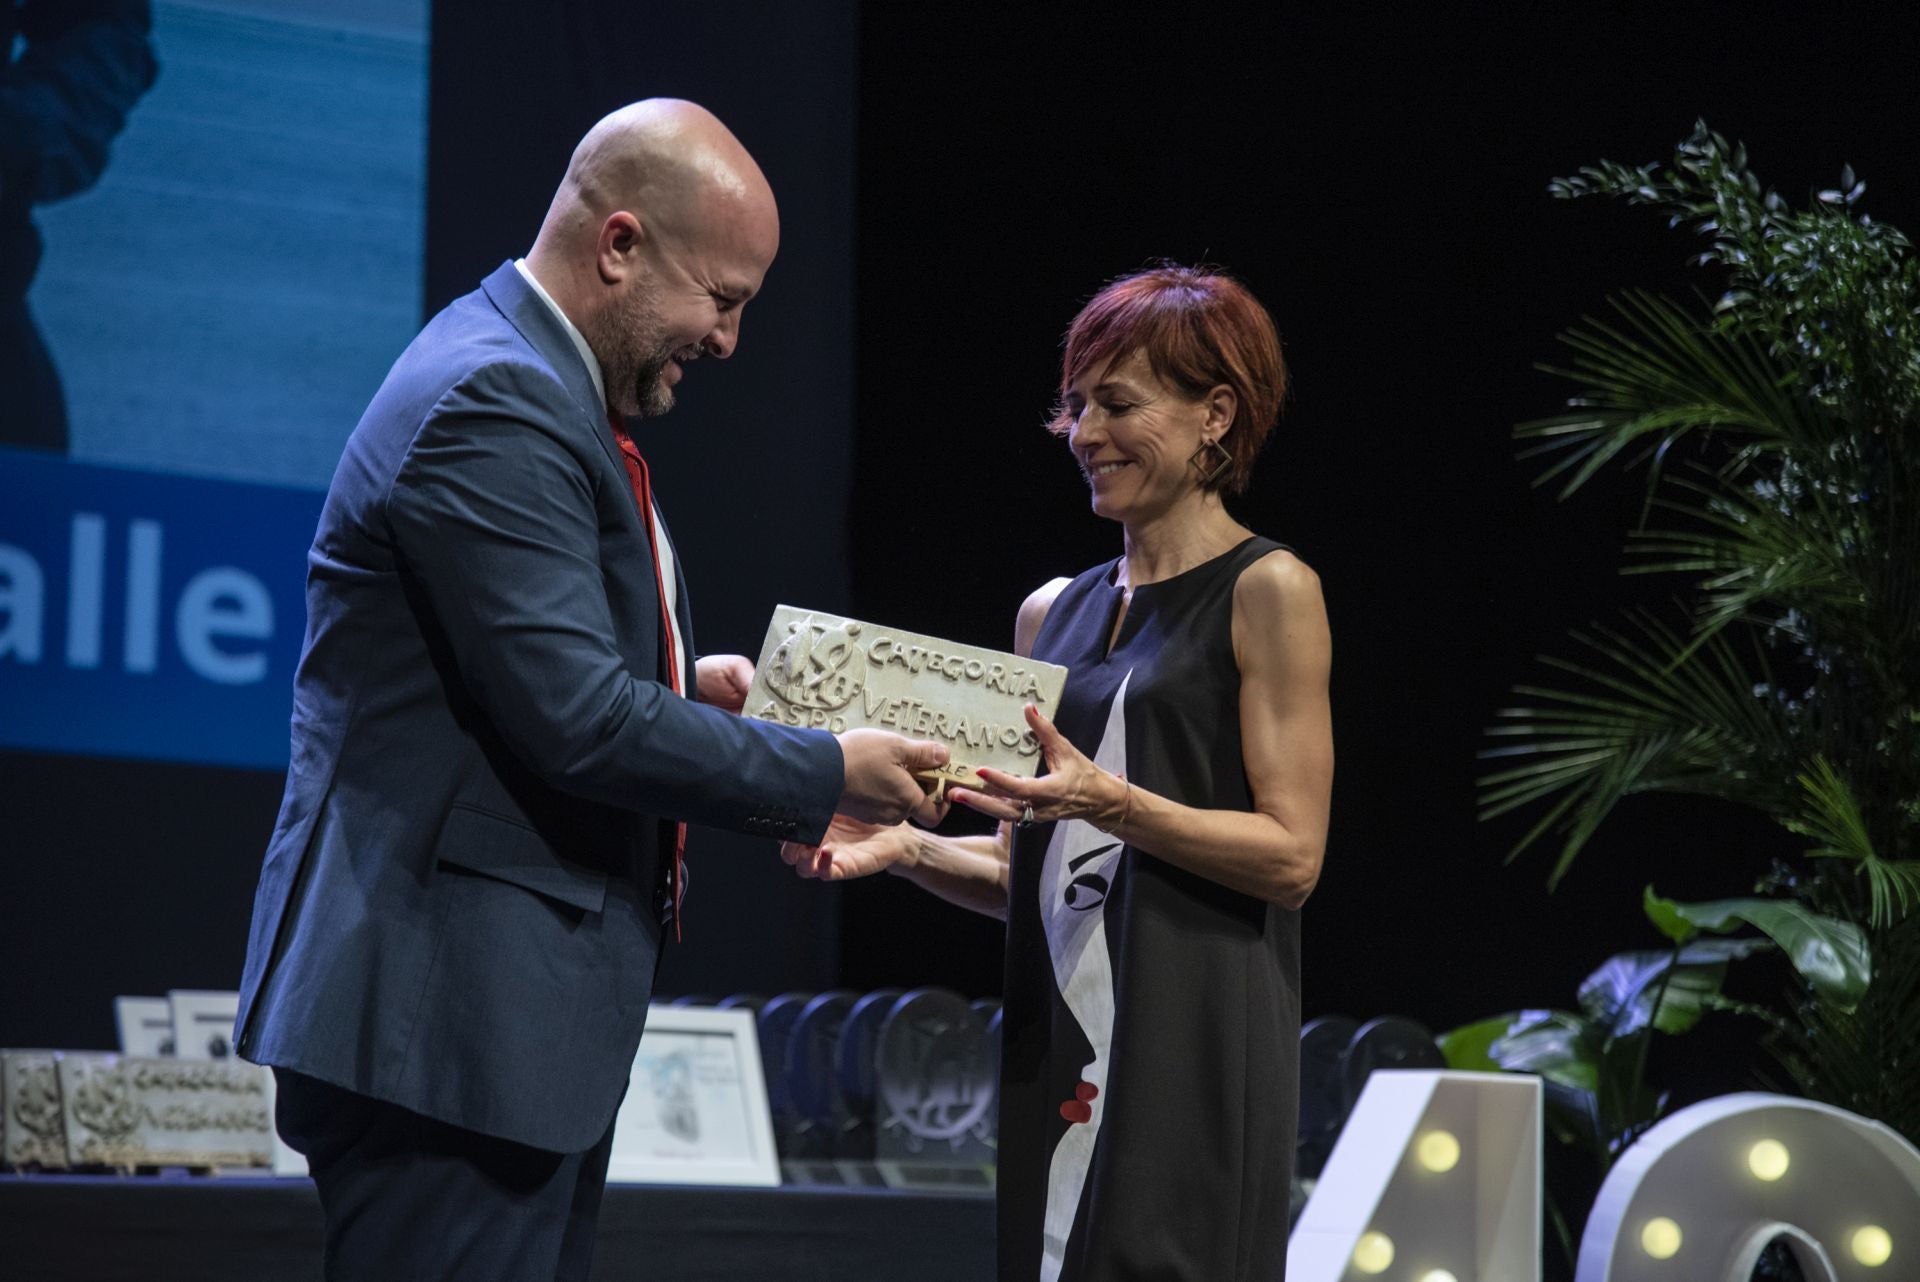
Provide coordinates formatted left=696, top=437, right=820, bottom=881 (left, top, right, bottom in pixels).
left=1049, top=263, right=1286, bottom=495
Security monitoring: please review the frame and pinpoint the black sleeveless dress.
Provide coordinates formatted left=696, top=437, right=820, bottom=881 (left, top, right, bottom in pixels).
left=997, top=535, right=1302, bottom=1282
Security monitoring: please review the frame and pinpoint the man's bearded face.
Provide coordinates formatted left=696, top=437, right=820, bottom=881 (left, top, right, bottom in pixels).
left=592, top=275, right=678, bottom=419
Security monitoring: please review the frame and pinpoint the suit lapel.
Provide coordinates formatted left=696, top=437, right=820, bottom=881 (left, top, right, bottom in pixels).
left=478, top=261, right=631, bottom=490
left=479, top=261, right=681, bottom=689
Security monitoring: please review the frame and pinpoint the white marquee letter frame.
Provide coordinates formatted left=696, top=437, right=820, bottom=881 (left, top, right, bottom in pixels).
left=1578, top=1092, right=1920, bottom=1281
left=1289, top=1069, right=1542, bottom=1282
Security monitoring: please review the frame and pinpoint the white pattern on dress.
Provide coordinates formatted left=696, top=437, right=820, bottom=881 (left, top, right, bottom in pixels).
left=1037, top=670, right=1130, bottom=1282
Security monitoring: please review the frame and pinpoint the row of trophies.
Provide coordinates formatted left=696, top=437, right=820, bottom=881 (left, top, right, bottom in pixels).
left=670, top=988, right=1447, bottom=1198
left=666, top=988, right=1002, bottom=1188
left=1, top=984, right=1442, bottom=1195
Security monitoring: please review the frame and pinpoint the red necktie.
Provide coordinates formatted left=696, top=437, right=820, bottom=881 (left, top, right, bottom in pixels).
left=608, top=411, right=688, bottom=940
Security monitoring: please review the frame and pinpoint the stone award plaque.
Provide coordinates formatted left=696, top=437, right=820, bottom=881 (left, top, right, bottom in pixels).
left=742, top=606, right=1069, bottom=792
left=874, top=988, right=997, bottom=1189
left=2, top=1051, right=69, bottom=1170
left=55, top=1053, right=272, bottom=1169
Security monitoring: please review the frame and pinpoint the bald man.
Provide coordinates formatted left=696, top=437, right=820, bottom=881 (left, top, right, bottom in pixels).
left=233, top=101, right=945, bottom=1280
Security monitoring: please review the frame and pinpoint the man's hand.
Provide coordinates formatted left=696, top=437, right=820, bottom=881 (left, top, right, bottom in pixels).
left=835, top=728, right=949, bottom=824
left=695, top=654, right=754, bottom=713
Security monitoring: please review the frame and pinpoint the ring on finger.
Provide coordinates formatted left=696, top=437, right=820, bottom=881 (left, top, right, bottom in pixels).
left=1017, top=802, right=1036, bottom=829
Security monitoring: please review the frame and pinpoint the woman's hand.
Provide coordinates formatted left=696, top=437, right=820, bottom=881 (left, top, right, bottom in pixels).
left=780, top=815, right=918, bottom=880
left=952, top=704, right=1127, bottom=829
left=695, top=654, right=755, bottom=712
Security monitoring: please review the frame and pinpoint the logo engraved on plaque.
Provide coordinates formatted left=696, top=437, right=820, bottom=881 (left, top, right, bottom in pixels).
left=7, top=1058, right=67, bottom=1166
left=743, top=606, right=1070, bottom=790
left=70, top=1069, right=141, bottom=1143
left=763, top=616, right=866, bottom=712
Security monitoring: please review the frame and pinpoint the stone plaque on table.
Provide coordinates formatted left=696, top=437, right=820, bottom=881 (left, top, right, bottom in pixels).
left=742, top=606, right=1069, bottom=793
left=3, top=1051, right=70, bottom=1169
left=55, top=1053, right=272, bottom=1169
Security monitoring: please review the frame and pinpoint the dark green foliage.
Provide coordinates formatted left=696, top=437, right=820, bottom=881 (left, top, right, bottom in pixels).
left=1768, top=914, right=1920, bottom=1142
left=1442, top=891, right=1862, bottom=1273
left=1482, top=122, right=1920, bottom=1146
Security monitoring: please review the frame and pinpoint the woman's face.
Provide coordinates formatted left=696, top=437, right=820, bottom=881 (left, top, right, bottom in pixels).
left=1062, top=348, right=1223, bottom=524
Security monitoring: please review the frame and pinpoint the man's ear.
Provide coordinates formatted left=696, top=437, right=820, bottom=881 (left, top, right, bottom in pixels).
left=597, top=210, right=644, bottom=284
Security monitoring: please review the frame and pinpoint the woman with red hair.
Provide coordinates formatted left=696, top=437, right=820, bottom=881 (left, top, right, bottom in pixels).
left=788, top=263, right=1332, bottom=1280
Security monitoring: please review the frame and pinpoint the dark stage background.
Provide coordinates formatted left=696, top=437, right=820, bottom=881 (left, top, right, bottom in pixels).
left=836, top=4, right=1920, bottom=1052
left=5, top=4, right=1918, bottom=1101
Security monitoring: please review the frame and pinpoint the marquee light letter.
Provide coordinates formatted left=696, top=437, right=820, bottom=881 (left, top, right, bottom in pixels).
left=1289, top=1070, right=1541, bottom=1282
left=1577, top=1093, right=1920, bottom=1281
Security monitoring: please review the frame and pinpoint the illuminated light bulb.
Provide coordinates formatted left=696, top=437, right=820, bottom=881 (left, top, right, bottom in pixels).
left=1416, top=1129, right=1462, bottom=1173
left=1640, top=1217, right=1682, bottom=1260
left=1747, top=1139, right=1790, bottom=1181
left=1851, top=1225, right=1893, bottom=1268
left=1418, top=1271, right=1459, bottom=1282
left=1350, top=1230, right=1394, bottom=1274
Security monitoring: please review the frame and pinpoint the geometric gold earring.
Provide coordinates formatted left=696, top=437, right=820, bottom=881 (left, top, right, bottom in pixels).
left=1188, top=438, right=1232, bottom=485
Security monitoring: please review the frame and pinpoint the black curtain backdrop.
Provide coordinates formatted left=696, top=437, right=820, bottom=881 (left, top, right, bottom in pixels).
left=6, top=2, right=1918, bottom=1081
left=0, top=751, right=285, bottom=1049
left=424, top=0, right=860, bottom=1000
left=837, top=1, right=1920, bottom=1059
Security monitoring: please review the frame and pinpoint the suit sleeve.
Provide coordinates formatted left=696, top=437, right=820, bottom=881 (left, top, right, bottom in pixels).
left=385, top=360, right=843, bottom=843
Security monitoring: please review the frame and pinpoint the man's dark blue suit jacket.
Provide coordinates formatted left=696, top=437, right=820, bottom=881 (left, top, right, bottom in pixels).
left=234, top=262, right=843, bottom=1153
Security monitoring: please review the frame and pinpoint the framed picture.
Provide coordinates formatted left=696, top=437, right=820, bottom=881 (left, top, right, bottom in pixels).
left=168, top=990, right=239, bottom=1060
left=114, top=996, right=175, bottom=1057
left=606, top=1006, right=780, bottom=1187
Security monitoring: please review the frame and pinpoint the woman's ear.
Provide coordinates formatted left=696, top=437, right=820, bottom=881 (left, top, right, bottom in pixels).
left=1205, top=383, right=1237, bottom=439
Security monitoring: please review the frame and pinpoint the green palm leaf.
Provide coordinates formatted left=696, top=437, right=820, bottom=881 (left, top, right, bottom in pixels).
left=1480, top=615, right=1795, bottom=886
left=1496, top=116, right=1920, bottom=1180
left=1518, top=291, right=1834, bottom=501
left=1623, top=471, right=1872, bottom=651
left=1787, top=757, right=1920, bottom=930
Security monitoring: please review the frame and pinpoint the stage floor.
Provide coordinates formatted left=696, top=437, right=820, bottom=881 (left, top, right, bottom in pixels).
left=0, top=1174, right=994, bottom=1281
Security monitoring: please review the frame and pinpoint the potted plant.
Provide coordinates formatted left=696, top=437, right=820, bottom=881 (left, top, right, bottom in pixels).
left=1477, top=121, right=1920, bottom=1164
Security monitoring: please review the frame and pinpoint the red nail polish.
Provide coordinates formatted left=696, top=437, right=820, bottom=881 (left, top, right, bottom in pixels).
left=1075, top=1081, right=1098, bottom=1103
left=1059, top=1099, right=1092, bottom=1124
